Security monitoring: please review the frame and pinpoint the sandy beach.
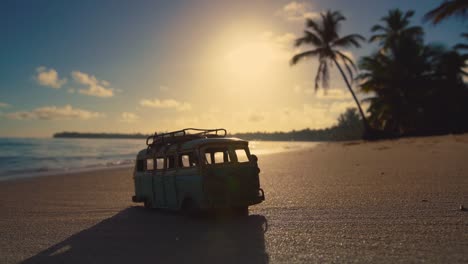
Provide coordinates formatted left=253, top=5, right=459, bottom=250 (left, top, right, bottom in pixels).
left=1, top=134, right=467, bottom=263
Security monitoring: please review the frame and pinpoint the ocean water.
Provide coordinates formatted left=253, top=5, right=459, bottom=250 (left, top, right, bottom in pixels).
left=0, top=138, right=317, bottom=181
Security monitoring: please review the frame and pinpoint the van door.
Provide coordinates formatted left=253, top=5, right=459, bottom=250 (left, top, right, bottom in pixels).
left=152, top=157, right=166, bottom=207
left=143, top=158, right=155, bottom=203
left=164, top=155, right=178, bottom=209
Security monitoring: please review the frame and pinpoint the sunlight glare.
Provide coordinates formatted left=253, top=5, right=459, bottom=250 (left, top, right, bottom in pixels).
left=224, top=40, right=276, bottom=79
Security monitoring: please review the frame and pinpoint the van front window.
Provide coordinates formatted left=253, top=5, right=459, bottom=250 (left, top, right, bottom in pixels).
left=235, top=148, right=250, bottom=163
left=204, top=147, right=232, bottom=165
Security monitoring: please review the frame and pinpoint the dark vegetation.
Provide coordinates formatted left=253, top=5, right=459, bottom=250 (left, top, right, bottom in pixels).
left=358, top=8, right=468, bottom=137
left=235, top=108, right=363, bottom=141
left=291, top=2, right=468, bottom=139
left=54, top=108, right=363, bottom=141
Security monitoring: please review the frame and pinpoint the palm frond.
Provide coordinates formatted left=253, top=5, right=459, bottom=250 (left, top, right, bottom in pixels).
left=369, top=34, right=387, bottom=43
left=295, top=30, right=323, bottom=47
left=332, top=34, right=365, bottom=48
left=306, top=18, right=323, bottom=35
left=404, top=26, right=424, bottom=39
left=330, top=10, right=346, bottom=22
left=290, top=49, right=321, bottom=65
left=403, top=10, right=415, bottom=21
left=424, top=0, right=468, bottom=24
left=371, top=24, right=387, bottom=33
left=336, top=50, right=358, bottom=71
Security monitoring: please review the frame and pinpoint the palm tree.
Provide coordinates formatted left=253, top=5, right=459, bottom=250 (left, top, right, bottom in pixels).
left=370, top=9, right=424, bottom=55
left=424, top=0, right=468, bottom=25
left=359, top=10, right=428, bottom=135
left=290, top=10, right=370, bottom=135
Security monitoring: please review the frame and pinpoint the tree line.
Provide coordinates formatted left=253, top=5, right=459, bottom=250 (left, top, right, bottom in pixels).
left=53, top=108, right=364, bottom=141
left=291, top=1, right=468, bottom=139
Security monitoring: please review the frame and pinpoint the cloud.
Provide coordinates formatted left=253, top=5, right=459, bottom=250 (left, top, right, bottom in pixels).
left=4, top=105, right=104, bottom=120
left=71, top=71, right=114, bottom=98
left=0, top=102, right=10, bottom=108
left=35, top=66, right=67, bottom=88
left=120, top=112, right=140, bottom=123
left=140, top=98, right=192, bottom=112
left=276, top=1, right=319, bottom=22
left=260, top=31, right=296, bottom=47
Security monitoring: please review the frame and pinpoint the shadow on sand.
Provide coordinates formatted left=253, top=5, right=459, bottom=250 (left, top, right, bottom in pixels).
left=22, top=207, right=269, bottom=264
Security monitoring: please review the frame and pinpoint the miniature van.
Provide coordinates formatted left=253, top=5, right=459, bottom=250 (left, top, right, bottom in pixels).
left=132, top=128, right=265, bottom=214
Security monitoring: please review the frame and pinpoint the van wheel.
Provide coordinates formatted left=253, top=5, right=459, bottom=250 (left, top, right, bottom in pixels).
left=144, top=199, right=152, bottom=209
left=233, top=206, right=248, bottom=216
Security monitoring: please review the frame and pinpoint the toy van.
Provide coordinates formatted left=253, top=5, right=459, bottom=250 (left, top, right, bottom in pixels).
left=132, top=128, right=264, bottom=214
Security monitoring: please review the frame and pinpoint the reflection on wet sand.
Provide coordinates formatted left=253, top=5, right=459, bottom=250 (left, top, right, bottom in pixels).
left=22, top=207, right=268, bottom=264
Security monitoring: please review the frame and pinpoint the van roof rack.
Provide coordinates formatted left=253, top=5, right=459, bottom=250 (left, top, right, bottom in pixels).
left=146, top=128, right=227, bottom=148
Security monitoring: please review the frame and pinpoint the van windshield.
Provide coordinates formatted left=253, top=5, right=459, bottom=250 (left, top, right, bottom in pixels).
left=204, top=147, right=232, bottom=165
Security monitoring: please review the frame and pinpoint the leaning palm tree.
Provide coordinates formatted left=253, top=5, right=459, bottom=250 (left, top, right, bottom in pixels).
left=290, top=10, right=371, bottom=135
left=424, top=0, right=468, bottom=25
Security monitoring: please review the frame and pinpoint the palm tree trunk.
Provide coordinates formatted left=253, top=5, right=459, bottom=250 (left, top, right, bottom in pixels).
left=332, top=58, right=372, bottom=135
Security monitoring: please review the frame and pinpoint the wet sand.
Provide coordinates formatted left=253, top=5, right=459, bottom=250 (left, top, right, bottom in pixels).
left=1, top=134, right=467, bottom=263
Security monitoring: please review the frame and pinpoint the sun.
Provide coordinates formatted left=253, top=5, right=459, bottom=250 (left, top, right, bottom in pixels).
left=207, top=24, right=290, bottom=84
left=224, top=40, right=277, bottom=80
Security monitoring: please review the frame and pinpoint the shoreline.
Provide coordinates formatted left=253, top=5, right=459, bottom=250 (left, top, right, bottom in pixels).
left=0, top=164, right=134, bottom=183
left=2, top=132, right=466, bottom=183
left=0, top=141, right=320, bottom=183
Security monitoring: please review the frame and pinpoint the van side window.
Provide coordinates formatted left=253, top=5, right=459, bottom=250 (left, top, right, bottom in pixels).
left=146, top=159, right=154, bottom=170
left=180, top=154, right=190, bottom=168
left=136, top=160, right=144, bottom=171
left=214, top=151, right=230, bottom=163
left=179, top=153, right=199, bottom=168
left=205, top=153, right=212, bottom=164
left=167, top=156, right=175, bottom=169
left=204, top=147, right=232, bottom=164
left=235, top=149, right=249, bottom=163
left=156, top=158, right=164, bottom=170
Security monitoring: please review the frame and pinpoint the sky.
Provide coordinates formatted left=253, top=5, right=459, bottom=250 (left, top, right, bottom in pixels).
left=0, top=0, right=465, bottom=137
